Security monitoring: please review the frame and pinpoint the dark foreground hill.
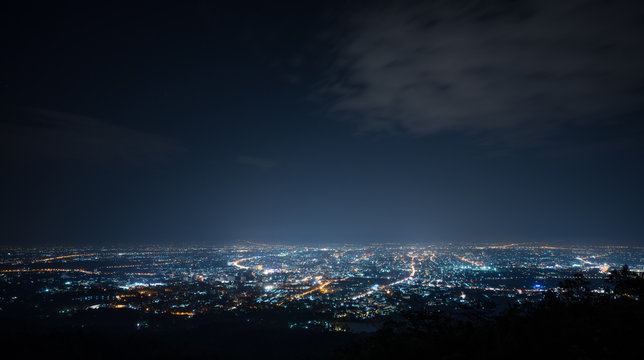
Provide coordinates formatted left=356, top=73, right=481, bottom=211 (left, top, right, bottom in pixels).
left=0, top=312, right=356, bottom=360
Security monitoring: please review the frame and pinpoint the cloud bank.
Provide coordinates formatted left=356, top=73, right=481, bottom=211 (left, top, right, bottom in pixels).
left=324, top=0, right=644, bottom=140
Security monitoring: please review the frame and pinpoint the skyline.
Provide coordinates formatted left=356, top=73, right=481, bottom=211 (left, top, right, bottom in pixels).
left=2, top=0, right=644, bottom=247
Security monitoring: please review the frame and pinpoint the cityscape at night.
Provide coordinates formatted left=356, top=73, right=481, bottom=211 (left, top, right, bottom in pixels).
left=2, top=0, right=644, bottom=358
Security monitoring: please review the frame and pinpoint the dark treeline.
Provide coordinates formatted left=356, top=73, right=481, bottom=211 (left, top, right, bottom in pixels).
left=0, top=311, right=353, bottom=359
left=334, top=265, right=644, bottom=360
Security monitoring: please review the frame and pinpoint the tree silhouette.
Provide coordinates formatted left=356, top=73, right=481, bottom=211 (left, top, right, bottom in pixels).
left=607, top=265, right=644, bottom=298
left=558, top=272, right=591, bottom=301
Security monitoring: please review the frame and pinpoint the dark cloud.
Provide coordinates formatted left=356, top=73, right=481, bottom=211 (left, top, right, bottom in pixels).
left=1, top=109, right=185, bottom=163
left=323, top=0, right=644, bottom=142
left=235, top=155, right=277, bottom=169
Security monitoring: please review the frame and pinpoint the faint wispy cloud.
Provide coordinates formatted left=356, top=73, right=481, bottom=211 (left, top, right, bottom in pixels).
left=1, top=108, right=185, bottom=163
left=235, top=155, right=277, bottom=169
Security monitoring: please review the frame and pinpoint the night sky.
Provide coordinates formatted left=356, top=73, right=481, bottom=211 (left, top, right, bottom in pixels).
left=2, top=1, right=644, bottom=247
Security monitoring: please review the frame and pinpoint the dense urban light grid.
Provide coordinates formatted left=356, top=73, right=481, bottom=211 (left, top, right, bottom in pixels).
left=2, top=244, right=641, bottom=331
